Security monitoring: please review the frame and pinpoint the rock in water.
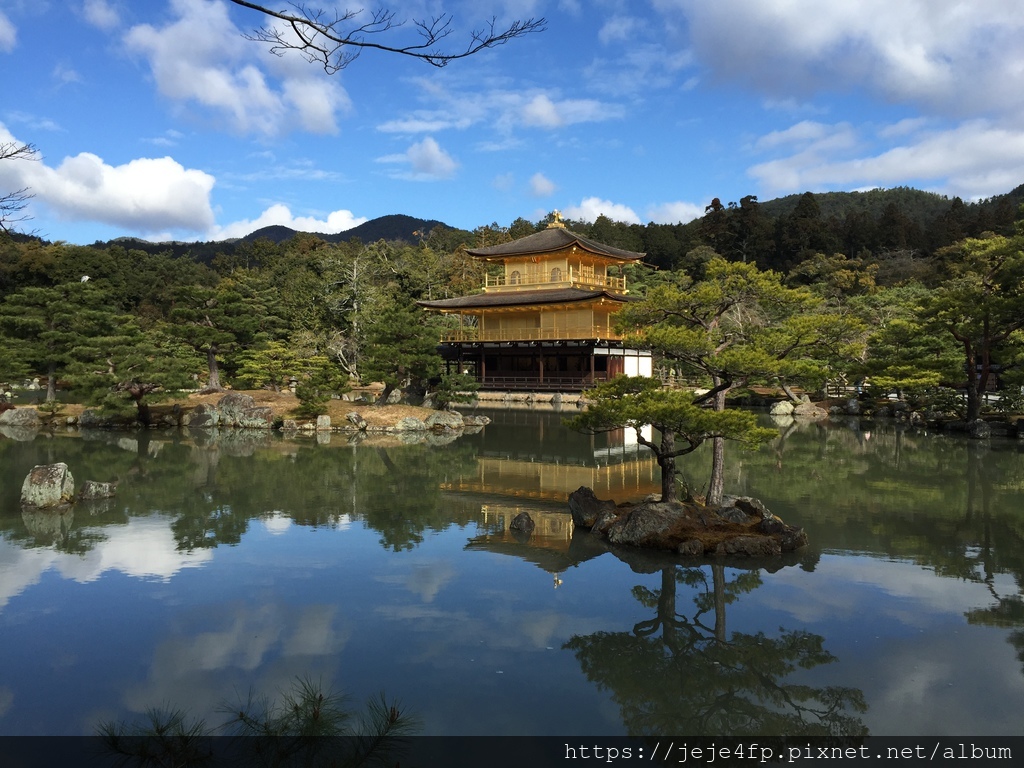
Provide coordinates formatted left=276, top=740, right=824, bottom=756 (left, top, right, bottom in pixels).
left=21, top=463, right=75, bottom=508
left=79, top=480, right=117, bottom=500
left=568, top=486, right=617, bottom=529
left=509, top=512, right=536, bottom=533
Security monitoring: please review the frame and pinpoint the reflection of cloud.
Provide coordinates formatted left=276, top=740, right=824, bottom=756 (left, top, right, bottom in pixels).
left=865, top=631, right=1024, bottom=735
left=406, top=561, right=457, bottom=603
left=0, top=686, right=13, bottom=719
left=0, top=515, right=213, bottom=612
left=56, top=516, right=213, bottom=583
left=0, top=540, right=59, bottom=610
left=263, top=512, right=292, bottom=536
left=121, top=602, right=350, bottom=722
left=764, top=554, right=992, bottom=627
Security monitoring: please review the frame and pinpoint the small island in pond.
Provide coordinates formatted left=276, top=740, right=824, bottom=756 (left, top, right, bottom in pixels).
left=568, top=486, right=808, bottom=557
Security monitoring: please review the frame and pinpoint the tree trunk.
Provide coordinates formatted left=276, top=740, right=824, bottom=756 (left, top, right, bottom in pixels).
left=964, top=344, right=981, bottom=421
left=659, top=429, right=677, bottom=503
left=375, top=383, right=395, bottom=406
left=707, top=437, right=725, bottom=506
left=133, top=394, right=151, bottom=427
left=706, top=386, right=728, bottom=506
left=45, top=361, right=57, bottom=403
left=781, top=382, right=800, bottom=403
left=206, top=346, right=223, bottom=391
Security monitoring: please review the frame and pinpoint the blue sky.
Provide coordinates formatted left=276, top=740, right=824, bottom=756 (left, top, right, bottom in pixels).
left=2, top=0, right=1023, bottom=245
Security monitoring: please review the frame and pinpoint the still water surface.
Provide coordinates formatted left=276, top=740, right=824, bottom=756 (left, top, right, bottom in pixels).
left=0, top=410, right=1022, bottom=736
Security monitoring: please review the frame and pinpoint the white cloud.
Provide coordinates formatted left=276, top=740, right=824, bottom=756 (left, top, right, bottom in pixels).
left=213, top=203, right=367, bottom=240
left=0, top=123, right=216, bottom=235
left=657, top=0, right=1024, bottom=119
left=378, top=137, right=458, bottom=181
left=749, top=119, right=1024, bottom=199
left=83, top=0, right=121, bottom=30
left=520, top=94, right=616, bottom=129
left=598, top=15, right=646, bottom=45
left=52, top=63, right=83, bottom=86
left=123, top=0, right=348, bottom=136
left=646, top=201, right=704, bottom=224
left=754, top=120, right=856, bottom=151
left=529, top=172, right=556, bottom=197
left=0, top=10, right=16, bottom=52
left=562, top=197, right=641, bottom=225
left=377, top=79, right=622, bottom=137
left=492, top=172, right=515, bottom=192
left=520, top=95, right=562, bottom=128
left=407, top=137, right=458, bottom=178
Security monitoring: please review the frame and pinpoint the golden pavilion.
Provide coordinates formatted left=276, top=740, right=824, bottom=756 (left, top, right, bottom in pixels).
left=418, top=214, right=653, bottom=390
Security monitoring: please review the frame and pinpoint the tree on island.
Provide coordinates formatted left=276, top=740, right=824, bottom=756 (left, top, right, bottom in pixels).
left=565, top=376, right=775, bottom=504
left=614, top=257, right=864, bottom=504
left=227, top=1, right=545, bottom=73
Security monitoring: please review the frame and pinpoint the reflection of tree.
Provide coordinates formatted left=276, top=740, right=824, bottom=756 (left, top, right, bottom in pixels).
left=565, top=565, right=867, bottom=737
left=1, top=430, right=482, bottom=556
left=358, top=443, right=479, bottom=551
left=961, top=446, right=1024, bottom=674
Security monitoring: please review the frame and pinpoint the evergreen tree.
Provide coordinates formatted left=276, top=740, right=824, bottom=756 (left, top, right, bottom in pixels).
left=169, top=273, right=283, bottom=390
left=0, top=281, right=118, bottom=401
left=924, top=213, right=1024, bottom=421
left=566, top=376, right=774, bottom=503
left=69, top=318, right=201, bottom=425
left=616, top=258, right=864, bottom=504
left=360, top=295, right=442, bottom=405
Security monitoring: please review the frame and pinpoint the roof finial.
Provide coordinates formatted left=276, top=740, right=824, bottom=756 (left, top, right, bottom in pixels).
left=547, top=210, right=566, bottom=228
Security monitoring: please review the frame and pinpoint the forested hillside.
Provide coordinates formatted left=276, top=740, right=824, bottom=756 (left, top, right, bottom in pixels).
left=2, top=182, right=1023, bottom=423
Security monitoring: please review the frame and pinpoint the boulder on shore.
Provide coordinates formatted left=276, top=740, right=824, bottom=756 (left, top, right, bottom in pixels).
left=567, top=486, right=807, bottom=557
left=21, top=463, right=75, bottom=508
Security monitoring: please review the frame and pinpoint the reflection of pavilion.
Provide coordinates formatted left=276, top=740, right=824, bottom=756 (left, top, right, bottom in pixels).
left=448, top=408, right=659, bottom=501
left=453, top=409, right=661, bottom=581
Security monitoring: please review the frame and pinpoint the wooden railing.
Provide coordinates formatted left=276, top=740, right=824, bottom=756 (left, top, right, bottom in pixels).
left=485, top=267, right=626, bottom=292
left=478, top=374, right=609, bottom=390
left=440, top=327, right=623, bottom=342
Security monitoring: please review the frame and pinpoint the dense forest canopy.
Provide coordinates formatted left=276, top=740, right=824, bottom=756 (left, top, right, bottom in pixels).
left=2, top=182, right=1023, bottom=422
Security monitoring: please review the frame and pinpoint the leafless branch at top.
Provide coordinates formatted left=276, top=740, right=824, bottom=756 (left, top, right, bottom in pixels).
left=227, top=1, right=546, bottom=73
left=0, top=141, right=39, bottom=234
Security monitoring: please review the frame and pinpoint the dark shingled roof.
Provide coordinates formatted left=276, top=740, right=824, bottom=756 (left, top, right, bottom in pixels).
left=417, top=287, right=636, bottom=311
left=465, top=227, right=645, bottom=261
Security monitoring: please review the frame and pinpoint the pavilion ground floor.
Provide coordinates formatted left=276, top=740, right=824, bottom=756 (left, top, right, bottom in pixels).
left=438, top=340, right=652, bottom=391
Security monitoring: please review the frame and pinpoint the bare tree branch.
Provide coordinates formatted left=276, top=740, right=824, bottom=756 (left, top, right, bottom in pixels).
left=0, top=141, right=39, bottom=234
left=227, top=1, right=546, bottom=73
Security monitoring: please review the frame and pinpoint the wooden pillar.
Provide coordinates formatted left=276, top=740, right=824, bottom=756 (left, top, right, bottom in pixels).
left=589, top=348, right=595, bottom=384
left=539, top=354, right=545, bottom=384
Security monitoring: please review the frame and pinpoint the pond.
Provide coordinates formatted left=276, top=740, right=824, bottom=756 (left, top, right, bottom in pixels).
left=0, top=410, right=1022, bottom=739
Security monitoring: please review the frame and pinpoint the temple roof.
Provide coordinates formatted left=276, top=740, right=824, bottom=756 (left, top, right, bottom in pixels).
left=417, top=287, right=636, bottom=311
left=465, top=226, right=645, bottom=262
